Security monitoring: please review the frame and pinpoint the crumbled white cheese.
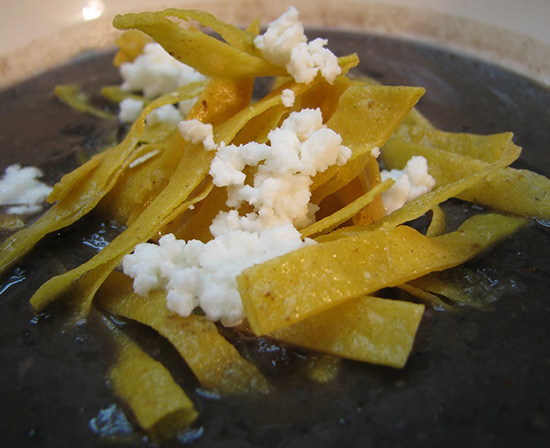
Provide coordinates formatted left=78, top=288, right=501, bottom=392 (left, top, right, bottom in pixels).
left=253, top=7, right=306, bottom=67
left=124, top=108, right=351, bottom=326
left=286, top=38, right=342, bottom=84
left=123, top=225, right=314, bottom=326
left=254, top=7, right=341, bottom=84
left=380, top=156, right=436, bottom=214
left=370, top=146, right=381, bottom=158
left=281, top=88, right=295, bottom=107
left=209, top=108, right=351, bottom=230
left=0, top=164, right=53, bottom=215
left=145, top=104, right=183, bottom=127
left=178, top=119, right=218, bottom=151
left=120, top=42, right=207, bottom=99
left=118, top=97, right=144, bottom=123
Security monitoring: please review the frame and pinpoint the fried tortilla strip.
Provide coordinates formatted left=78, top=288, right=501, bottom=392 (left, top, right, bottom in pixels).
left=391, top=124, right=513, bottom=163
left=238, top=213, right=526, bottom=335
left=270, top=295, right=424, bottom=368
left=98, top=272, right=269, bottom=394
left=321, top=141, right=520, bottom=240
left=408, top=265, right=510, bottom=309
left=54, top=84, right=116, bottom=120
left=301, top=179, right=394, bottom=238
left=383, top=134, right=550, bottom=220
left=49, top=81, right=207, bottom=203
left=100, top=77, right=253, bottom=226
left=397, top=283, right=451, bottom=310
left=100, top=85, right=148, bottom=105
left=426, top=205, right=446, bottom=237
left=106, top=320, right=198, bottom=440
left=113, top=29, right=153, bottom=67
left=113, top=9, right=286, bottom=78
left=312, top=84, right=425, bottom=199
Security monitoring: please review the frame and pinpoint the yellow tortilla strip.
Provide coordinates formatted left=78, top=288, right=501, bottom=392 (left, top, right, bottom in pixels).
left=113, top=9, right=287, bottom=78
left=97, top=272, right=269, bottom=395
left=382, top=137, right=550, bottom=219
left=311, top=84, right=425, bottom=196
left=391, top=124, right=513, bottom=163
left=301, top=179, right=393, bottom=238
left=238, top=213, right=526, bottom=335
left=113, top=29, right=152, bottom=67
left=54, top=84, right=116, bottom=120
left=426, top=205, right=447, bottom=237
left=321, top=141, right=520, bottom=241
left=270, top=295, right=424, bottom=368
left=106, top=320, right=198, bottom=440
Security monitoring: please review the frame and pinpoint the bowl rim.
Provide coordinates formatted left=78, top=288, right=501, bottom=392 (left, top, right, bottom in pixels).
left=1, top=0, right=550, bottom=90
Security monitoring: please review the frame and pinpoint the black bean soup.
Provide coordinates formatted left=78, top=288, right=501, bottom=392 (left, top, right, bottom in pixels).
left=0, top=31, right=549, bottom=447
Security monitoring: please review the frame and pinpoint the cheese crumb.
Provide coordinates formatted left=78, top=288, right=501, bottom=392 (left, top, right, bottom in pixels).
left=281, top=88, right=295, bottom=107
left=118, top=97, right=144, bottom=123
left=254, top=7, right=341, bottom=84
left=119, top=42, right=206, bottom=121
left=145, top=104, right=183, bottom=127
left=178, top=119, right=218, bottom=151
left=380, top=156, right=436, bottom=214
left=120, top=42, right=206, bottom=99
left=0, top=164, right=53, bottom=215
left=209, top=108, right=352, bottom=230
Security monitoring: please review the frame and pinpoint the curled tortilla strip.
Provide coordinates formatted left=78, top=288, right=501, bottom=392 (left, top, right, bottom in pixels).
left=382, top=137, right=550, bottom=220
left=105, top=319, right=198, bottom=440
left=269, top=295, right=424, bottom=368
left=238, top=213, right=526, bottom=335
left=113, top=9, right=287, bottom=78
left=54, top=84, right=116, bottom=120
left=302, top=179, right=393, bottom=238
left=426, top=205, right=447, bottom=237
left=321, top=140, right=520, bottom=241
left=97, top=272, right=269, bottom=395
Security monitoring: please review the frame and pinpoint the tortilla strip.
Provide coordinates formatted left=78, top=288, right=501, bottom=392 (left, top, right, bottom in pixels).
left=106, top=320, right=198, bottom=440
left=113, top=9, right=288, bottom=78
left=270, top=295, right=425, bottom=368
left=238, top=213, right=526, bottom=335
left=301, top=179, right=393, bottom=238
left=383, top=134, right=550, bottom=219
left=98, top=272, right=269, bottom=394
left=320, top=141, right=520, bottom=241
